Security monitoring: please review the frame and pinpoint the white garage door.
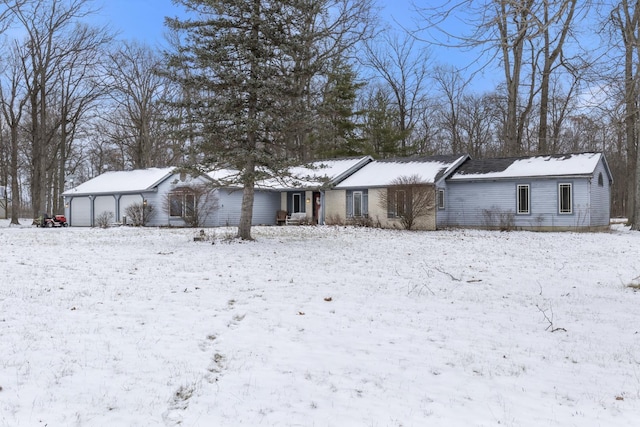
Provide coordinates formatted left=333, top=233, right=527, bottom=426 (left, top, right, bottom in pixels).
left=70, top=197, right=91, bottom=226
left=94, top=196, right=117, bottom=225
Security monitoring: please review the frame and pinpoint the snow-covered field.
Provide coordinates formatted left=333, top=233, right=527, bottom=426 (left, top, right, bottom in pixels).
left=1, top=220, right=640, bottom=426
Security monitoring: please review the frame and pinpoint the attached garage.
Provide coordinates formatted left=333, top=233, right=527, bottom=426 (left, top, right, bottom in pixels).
left=62, top=167, right=174, bottom=227
left=68, top=196, right=92, bottom=227
left=63, top=166, right=285, bottom=227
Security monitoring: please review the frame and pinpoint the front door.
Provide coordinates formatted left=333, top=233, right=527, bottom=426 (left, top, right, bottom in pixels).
left=292, top=193, right=302, bottom=213
left=312, top=191, right=321, bottom=224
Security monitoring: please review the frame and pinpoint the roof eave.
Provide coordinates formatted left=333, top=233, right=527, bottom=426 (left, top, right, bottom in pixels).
left=449, top=173, right=593, bottom=182
left=435, top=154, right=471, bottom=185
left=62, top=188, right=160, bottom=197
left=327, top=156, right=374, bottom=187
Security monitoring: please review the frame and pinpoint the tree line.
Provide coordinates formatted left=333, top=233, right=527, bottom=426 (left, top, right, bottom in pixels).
left=0, top=0, right=638, bottom=237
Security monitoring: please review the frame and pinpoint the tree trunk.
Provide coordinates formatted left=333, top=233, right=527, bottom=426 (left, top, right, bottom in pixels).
left=622, top=0, right=639, bottom=225
left=634, top=127, right=640, bottom=230
left=237, top=173, right=256, bottom=240
left=10, top=123, right=20, bottom=225
left=237, top=0, right=261, bottom=241
left=537, top=1, right=576, bottom=155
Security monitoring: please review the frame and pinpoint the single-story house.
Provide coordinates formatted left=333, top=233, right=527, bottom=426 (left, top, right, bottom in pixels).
left=441, top=152, right=612, bottom=231
left=62, top=152, right=613, bottom=231
left=61, top=167, right=280, bottom=227
left=326, top=155, right=469, bottom=230
left=262, top=156, right=373, bottom=225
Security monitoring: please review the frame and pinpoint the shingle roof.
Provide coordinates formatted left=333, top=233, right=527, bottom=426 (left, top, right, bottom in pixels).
left=449, top=152, right=604, bottom=180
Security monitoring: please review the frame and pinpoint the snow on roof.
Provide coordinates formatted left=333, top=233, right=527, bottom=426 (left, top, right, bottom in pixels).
left=450, top=152, right=603, bottom=181
left=335, top=156, right=465, bottom=188
left=62, top=167, right=174, bottom=196
left=206, top=168, right=242, bottom=183
left=263, top=157, right=372, bottom=189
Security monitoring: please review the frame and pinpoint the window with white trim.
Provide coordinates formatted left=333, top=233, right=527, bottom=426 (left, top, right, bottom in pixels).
left=437, top=189, right=445, bottom=209
left=346, top=190, right=368, bottom=217
left=169, top=191, right=196, bottom=217
left=353, top=191, right=363, bottom=217
left=516, top=184, right=530, bottom=214
left=559, top=183, right=572, bottom=214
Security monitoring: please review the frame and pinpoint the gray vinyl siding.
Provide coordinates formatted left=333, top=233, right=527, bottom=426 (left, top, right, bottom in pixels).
left=119, top=194, right=143, bottom=224
left=589, top=160, right=611, bottom=226
left=143, top=191, right=165, bottom=227
left=436, top=184, right=448, bottom=229
left=444, top=177, right=595, bottom=230
left=63, top=171, right=283, bottom=227
left=214, top=189, right=280, bottom=226
left=250, top=191, right=281, bottom=225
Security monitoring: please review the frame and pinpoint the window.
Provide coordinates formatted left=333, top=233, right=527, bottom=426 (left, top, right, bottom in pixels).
left=559, top=183, right=572, bottom=214
left=396, top=190, right=406, bottom=217
left=516, top=184, right=530, bottom=214
left=598, top=172, right=604, bottom=187
left=353, top=191, right=363, bottom=217
left=437, top=189, right=445, bottom=209
left=169, top=191, right=196, bottom=217
left=386, top=188, right=410, bottom=218
left=169, top=194, right=182, bottom=216
left=185, top=193, right=195, bottom=217
left=292, top=193, right=302, bottom=213
left=346, top=190, right=367, bottom=217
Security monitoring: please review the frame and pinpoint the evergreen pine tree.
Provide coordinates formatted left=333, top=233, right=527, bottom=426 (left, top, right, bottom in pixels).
left=165, top=0, right=373, bottom=239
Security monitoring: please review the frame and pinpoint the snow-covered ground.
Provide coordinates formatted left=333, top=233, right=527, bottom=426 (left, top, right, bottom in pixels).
left=1, top=220, right=640, bottom=426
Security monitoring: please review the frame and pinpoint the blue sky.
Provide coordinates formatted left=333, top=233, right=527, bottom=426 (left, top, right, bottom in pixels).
left=94, top=0, right=181, bottom=46
left=96, top=0, right=413, bottom=46
left=94, top=0, right=493, bottom=88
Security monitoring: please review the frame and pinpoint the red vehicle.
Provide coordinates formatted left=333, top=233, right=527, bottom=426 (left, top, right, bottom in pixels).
left=37, top=213, right=68, bottom=227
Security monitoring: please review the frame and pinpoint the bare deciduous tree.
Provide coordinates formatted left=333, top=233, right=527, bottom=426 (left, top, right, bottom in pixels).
left=433, top=65, right=470, bottom=155
left=104, top=41, right=174, bottom=169
left=364, top=32, right=429, bottom=156
left=378, top=174, right=435, bottom=230
left=416, top=0, right=588, bottom=156
left=163, top=183, right=219, bottom=228
left=8, top=0, right=111, bottom=217
left=611, top=0, right=640, bottom=228
left=0, top=42, right=29, bottom=225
